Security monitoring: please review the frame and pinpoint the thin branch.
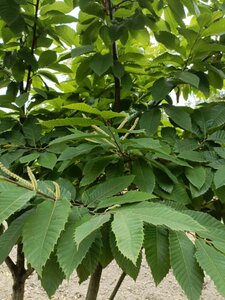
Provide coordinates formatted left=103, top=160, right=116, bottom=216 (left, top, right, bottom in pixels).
left=5, top=256, right=17, bottom=276
left=25, top=0, right=40, bottom=92
left=105, top=0, right=121, bottom=112
left=109, top=271, right=126, bottom=300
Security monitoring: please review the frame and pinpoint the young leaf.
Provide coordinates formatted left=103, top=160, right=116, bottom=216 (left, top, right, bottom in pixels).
left=132, top=159, right=155, bottom=194
left=112, top=211, right=144, bottom=264
left=0, top=188, right=35, bottom=224
left=170, top=232, right=204, bottom=300
left=144, top=225, right=170, bottom=285
left=195, top=239, right=225, bottom=297
left=23, top=198, right=71, bottom=275
left=74, top=214, right=110, bottom=246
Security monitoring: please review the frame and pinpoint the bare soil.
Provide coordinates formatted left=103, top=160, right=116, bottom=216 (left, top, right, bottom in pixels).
left=0, top=257, right=224, bottom=300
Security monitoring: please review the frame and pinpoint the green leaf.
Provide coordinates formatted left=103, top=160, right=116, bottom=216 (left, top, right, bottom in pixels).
left=178, top=150, right=206, bottom=162
left=185, top=167, right=206, bottom=190
left=39, top=50, right=57, bottom=67
left=203, top=18, right=225, bottom=37
left=190, top=169, right=213, bottom=198
left=112, top=211, right=143, bottom=264
left=19, top=152, right=40, bottom=164
left=183, top=210, right=225, bottom=253
left=23, top=198, right=71, bottom=275
left=207, top=130, right=225, bottom=144
left=97, top=191, right=154, bottom=209
left=164, top=105, right=192, bottom=132
left=110, top=232, right=142, bottom=280
left=22, top=118, right=41, bottom=147
left=82, top=175, right=135, bottom=206
left=57, top=209, right=96, bottom=278
left=116, top=202, right=205, bottom=232
left=64, top=103, right=100, bottom=114
left=38, top=152, right=57, bottom=170
left=214, top=165, right=225, bottom=189
left=58, top=144, right=98, bottom=161
left=0, top=212, right=30, bottom=264
left=170, top=183, right=191, bottom=205
left=139, top=108, right=161, bottom=136
left=40, top=254, right=65, bottom=298
left=170, top=232, right=203, bottom=300
left=144, top=225, right=170, bottom=285
left=74, top=214, right=110, bottom=246
left=80, top=156, right=112, bottom=187
left=195, top=239, right=225, bottom=297
left=132, top=158, right=155, bottom=194
left=151, top=77, right=174, bottom=101
left=71, top=45, right=94, bottom=57
left=90, top=53, right=113, bottom=76
left=155, top=31, right=180, bottom=51
left=177, top=71, right=200, bottom=88
left=0, top=188, right=35, bottom=224
left=42, top=118, right=103, bottom=127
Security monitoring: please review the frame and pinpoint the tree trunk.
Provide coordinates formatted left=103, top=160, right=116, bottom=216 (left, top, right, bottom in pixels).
left=12, top=276, right=26, bottom=300
left=85, top=264, right=103, bottom=300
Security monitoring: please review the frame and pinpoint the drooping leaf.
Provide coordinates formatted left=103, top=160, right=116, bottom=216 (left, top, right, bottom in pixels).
left=112, top=211, right=144, bottom=264
left=195, top=239, right=225, bottom=297
left=170, top=232, right=204, bottom=300
left=57, top=209, right=97, bottom=278
left=23, top=198, right=71, bottom=275
left=144, top=225, right=170, bottom=285
left=0, top=188, right=35, bottom=224
left=40, top=254, right=65, bottom=298
left=0, top=211, right=31, bottom=264
left=151, top=77, right=174, bottom=101
left=132, top=158, right=155, bottom=194
left=110, top=232, right=142, bottom=280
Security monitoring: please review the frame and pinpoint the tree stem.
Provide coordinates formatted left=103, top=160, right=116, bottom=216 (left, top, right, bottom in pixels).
left=85, top=264, right=103, bottom=300
left=109, top=271, right=126, bottom=300
left=106, top=0, right=121, bottom=112
left=25, top=0, right=40, bottom=92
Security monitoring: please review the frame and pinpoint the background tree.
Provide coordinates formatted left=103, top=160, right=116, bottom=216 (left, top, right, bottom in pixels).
left=2, top=1, right=225, bottom=300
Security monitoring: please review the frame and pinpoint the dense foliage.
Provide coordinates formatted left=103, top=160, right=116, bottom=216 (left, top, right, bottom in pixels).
left=2, top=0, right=225, bottom=299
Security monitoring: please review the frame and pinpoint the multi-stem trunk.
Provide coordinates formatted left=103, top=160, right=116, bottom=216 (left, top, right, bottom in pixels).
left=5, top=243, right=33, bottom=300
